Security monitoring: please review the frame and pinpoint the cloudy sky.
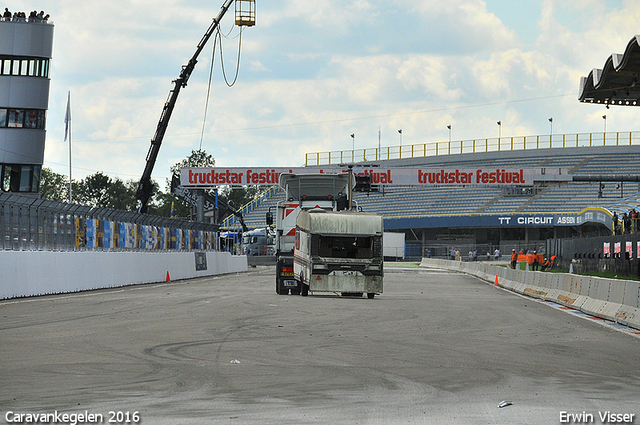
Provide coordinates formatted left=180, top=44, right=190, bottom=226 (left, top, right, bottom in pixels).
left=8, top=0, right=640, bottom=185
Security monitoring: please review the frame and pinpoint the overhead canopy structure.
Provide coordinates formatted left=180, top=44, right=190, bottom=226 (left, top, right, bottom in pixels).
left=579, top=35, right=640, bottom=106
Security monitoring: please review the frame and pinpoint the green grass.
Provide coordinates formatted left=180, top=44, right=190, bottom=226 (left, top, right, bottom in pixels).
left=385, top=262, right=421, bottom=268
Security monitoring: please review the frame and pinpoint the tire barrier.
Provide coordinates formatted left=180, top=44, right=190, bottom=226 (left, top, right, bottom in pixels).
left=420, top=258, right=640, bottom=331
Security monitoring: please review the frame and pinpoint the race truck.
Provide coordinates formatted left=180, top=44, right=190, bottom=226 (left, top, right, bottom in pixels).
left=294, top=208, right=384, bottom=298
left=268, top=173, right=351, bottom=295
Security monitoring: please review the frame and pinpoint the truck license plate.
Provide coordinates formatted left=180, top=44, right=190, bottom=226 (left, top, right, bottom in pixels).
left=331, top=270, right=356, bottom=276
left=284, top=280, right=297, bottom=287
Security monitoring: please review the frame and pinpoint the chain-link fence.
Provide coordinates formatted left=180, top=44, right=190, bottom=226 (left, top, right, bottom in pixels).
left=0, top=192, right=220, bottom=251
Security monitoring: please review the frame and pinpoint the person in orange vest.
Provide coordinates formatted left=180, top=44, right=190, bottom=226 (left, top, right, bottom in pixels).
left=533, top=250, right=541, bottom=271
left=541, top=257, right=551, bottom=271
left=510, top=249, right=518, bottom=269
left=526, top=251, right=535, bottom=270
left=550, top=254, right=557, bottom=269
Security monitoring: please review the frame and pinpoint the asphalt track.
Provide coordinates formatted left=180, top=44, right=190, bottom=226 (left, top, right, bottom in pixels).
left=1, top=264, right=639, bottom=425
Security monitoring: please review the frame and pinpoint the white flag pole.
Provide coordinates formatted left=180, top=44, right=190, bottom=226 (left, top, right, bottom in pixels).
left=64, top=91, right=72, bottom=202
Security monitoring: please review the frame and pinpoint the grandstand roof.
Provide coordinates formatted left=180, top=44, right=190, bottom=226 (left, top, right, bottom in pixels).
left=579, top=35, right=640, bottom=106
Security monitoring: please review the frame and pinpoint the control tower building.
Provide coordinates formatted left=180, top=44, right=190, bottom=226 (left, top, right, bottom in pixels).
left=0, top=16, right=54, bottom=195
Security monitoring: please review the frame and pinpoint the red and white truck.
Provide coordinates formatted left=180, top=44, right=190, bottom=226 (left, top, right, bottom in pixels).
left=268, top=173, right=351, bottom=295
left=268, top=172, right=383, bottom=297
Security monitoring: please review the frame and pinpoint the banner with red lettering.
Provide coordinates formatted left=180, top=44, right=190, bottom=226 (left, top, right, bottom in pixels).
left=180, top=166, right=567, bottom=187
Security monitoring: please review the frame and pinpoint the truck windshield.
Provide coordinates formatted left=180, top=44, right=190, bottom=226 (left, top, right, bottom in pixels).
left=313, top=235, right=374, bottom=259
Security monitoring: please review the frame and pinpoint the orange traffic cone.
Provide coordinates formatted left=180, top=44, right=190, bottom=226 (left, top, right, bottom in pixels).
left=166, top=271, right=171, bottom=282
left=494, top=275, right=499, bottom=286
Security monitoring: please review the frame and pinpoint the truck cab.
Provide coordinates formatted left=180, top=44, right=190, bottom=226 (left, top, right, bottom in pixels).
left=271, top=173, right=351, bottom=295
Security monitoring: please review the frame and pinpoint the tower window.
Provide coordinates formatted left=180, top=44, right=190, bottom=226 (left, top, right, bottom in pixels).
left=0, top=108, right=46, bottom=129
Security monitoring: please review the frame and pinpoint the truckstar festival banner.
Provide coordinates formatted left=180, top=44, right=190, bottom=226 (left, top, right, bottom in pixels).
left=181, top=167, right=568, bottom=187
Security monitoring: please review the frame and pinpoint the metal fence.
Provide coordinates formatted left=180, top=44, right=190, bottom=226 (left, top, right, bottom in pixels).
left=546, top=234, right=640, bottom=278
left=0, top=192, right=219, bottom=251
left=305, top=131, right=640, bottom=165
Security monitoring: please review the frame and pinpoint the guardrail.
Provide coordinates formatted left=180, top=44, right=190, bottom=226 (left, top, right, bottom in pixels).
left=305, top=131, right=640, bottom=165
left=421, top=258, right=640, bottom=331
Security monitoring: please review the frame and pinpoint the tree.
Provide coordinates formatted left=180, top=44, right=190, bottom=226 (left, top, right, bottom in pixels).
left=39, top=168, right=69, bottom=201
left=165, top=149, right=263, bottom=223
left=169, top=149, right=215, bottom=175
left=71, top=172, right=139, bottom=210
left=162, top=149, right=217, bottom=219
left=74, top=172, right=111, bottom=207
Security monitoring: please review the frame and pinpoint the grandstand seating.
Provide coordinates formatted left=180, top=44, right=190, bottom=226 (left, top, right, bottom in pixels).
left=224, top=145, right=640, bottom=230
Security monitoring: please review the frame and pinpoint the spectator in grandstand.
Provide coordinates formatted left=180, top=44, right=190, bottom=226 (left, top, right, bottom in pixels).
left=3, top=7, right=11, bottom=21
left=623, top=212, right=631, bottom=234
left=511, top=249, right=518, bottom=269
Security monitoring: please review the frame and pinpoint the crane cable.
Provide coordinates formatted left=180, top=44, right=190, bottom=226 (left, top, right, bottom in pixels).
left=218, top=25, right=243, bottom=87
left=199, top=24, right=243, bottom=149
left=199, top=29, right=219, bottom=150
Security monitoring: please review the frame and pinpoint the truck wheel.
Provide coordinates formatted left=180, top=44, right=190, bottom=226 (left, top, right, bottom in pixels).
left=276, top=281, right=289, bottom=295
left=290, top=275, right=302, bottom=295
left=301, top=283, right=309, bottom=297
left=367, top=293, right=375, bottom=299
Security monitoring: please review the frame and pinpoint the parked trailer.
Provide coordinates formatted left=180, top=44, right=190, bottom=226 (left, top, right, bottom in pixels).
left=294, top=208, right=384, bottom=298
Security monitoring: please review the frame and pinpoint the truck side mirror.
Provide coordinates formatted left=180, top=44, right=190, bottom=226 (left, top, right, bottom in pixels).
left=266, top=211, right=274, bottom=226
left=336, top=192, right=348, bottom=211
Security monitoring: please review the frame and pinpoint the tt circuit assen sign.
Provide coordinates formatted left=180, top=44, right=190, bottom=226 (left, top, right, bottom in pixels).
left=180, top=166, right=568, bottom=187
left=496, top=208, right=611, bottom=227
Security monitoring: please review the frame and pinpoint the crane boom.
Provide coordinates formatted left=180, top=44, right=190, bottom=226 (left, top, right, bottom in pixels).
left=136, top=0, right=235, bottom=214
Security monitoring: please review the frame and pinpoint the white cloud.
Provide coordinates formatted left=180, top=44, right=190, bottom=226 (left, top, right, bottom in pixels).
left=14, top=0, right=636, bottom=185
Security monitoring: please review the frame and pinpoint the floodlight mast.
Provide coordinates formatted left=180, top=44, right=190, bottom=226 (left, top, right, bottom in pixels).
left=136, top=0, right=236, bottom=214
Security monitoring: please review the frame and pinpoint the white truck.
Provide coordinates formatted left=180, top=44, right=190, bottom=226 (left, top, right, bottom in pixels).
left=241, top=227, right=275, bottom=256
left=267, top=173, right=351, bottom=295
left=294, top=208, right=384, bottom=298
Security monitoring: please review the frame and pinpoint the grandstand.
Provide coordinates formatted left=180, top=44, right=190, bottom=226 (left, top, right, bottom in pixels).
left=222, top=141, right=640, bottom=256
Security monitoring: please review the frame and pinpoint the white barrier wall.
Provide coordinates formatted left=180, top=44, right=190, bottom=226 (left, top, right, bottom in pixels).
left=0, top=251, right=248, bottom=299
left=420, top=258, right=640, bottom=331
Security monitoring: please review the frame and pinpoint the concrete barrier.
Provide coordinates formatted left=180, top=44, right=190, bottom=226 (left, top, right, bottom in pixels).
left=0, top=251, right=248, bottom=299
left=420, top=258, right=640, bottom=331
